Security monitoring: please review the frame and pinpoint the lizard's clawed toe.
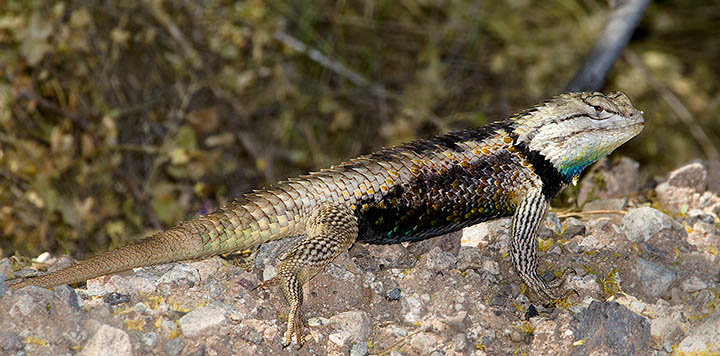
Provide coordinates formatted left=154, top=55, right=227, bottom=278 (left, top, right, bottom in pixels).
left=281, top=322, right=305, bottom=349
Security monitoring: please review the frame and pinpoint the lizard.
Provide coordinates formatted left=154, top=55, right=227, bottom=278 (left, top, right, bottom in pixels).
left=6, top=91, right=644, bottom=347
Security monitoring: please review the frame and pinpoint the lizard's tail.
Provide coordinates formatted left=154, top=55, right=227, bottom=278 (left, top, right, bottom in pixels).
left=8, top=205, right=281, bottom=290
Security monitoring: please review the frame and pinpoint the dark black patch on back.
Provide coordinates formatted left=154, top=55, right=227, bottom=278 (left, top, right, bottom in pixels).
left=355, top=136, right=520, bottom=244
left=510, top=135, right=568, bottom=200
left=398, top=121, right=511, bottom=155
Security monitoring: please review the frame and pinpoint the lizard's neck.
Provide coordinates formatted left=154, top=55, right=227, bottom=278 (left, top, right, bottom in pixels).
left=510, top=136, right=570, bottom=201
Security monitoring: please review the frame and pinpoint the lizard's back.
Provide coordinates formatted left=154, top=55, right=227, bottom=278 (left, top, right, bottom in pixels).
left=264, top=120, right=545, bottom=244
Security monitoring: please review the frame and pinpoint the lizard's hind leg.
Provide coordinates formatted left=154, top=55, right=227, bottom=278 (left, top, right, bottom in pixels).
left=258, top=204, right=358, bottom=348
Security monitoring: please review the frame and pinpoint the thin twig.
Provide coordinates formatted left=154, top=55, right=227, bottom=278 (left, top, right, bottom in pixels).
left=564, top=0, right=650, bottom=92
left=273, top=30, right=394, bottom=99
left=373, top=326, right=429, bottom=356
left=624, top=51, right=719, bottom=161
left=144, top=0, right=202, bottom=69
left=556, top=210, right=626, bottom=218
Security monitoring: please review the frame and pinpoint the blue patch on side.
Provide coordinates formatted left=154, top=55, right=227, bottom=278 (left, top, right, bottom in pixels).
left=558, top=155, right=603, bottom=180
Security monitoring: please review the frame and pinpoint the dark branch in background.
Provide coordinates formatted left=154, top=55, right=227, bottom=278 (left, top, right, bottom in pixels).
left=564, top=0, right=651, bottom=92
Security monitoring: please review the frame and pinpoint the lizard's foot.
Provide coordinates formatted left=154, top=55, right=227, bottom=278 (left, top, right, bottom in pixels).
left=526, top=268, right=580, bottom=303
left=281, top=310, right=305, bottom=348
left=523, top=270, right=562, bottom=301
left=253, top=277, right=279, bottom=292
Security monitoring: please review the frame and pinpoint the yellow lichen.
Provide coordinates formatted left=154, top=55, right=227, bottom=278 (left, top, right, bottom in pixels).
left=25, top=336, right=48, bottom=347
left=598, top=267, right=620, bottom=297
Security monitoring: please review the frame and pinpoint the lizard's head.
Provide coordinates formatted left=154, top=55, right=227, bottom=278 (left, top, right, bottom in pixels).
left=512, top=91, right=644, bottom=181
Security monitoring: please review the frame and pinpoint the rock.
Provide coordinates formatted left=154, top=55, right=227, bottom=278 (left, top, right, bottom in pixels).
left=561, top=217, right=586, bottom=239
left=529, top=313, right=575, bottom=356
left=328, top=330, right=353, bottom=347
left=482, top=259, right=499, bottom=275
left=706, top=159, right=720, bottom=194
left=157, top=263, right=201, bottom=287
left=408, top=331, right=441, bottom=355
left=329, top=311, right=371, bottom=343
left=632, top=258, right=677, bottom=299
left=307, top=316, right=331, bottom=327
left=179, top=305, right=227, bottom=337
left=456, top=246, right=482, bottom=271
left=685, top=209, right=716, bottom=226
left=262, top=264, right=277, bottom=281
left=451, top=333, right=468, bottom=351
left=350, top=341, right=369, bottom=356
left=78, top=324, right=132, bottom=356
left=408, top=230, right=461, bottom=257
left=681, top=276, right=708, bottom=293
left=621, top=207, right=685, bottom=243
left=577, top=235, right=602, bottom=252
left=654, top=164, right=718, bottom=212
left=53, top=285, right=81, bottom=311
left=420, top=247, right=456, bottom=271
left=163, top=336, right=184, bottom=356
left=0, top=331, right=22, bottom=352
left=650, top=316, right=684, bottom=352
left=577, top=157, right=640, bottom=206
left=542, top=213, right=562, bottom=236
left=461, top=223, right=490, bottom=248
left=676, top=312, right=720, bottom=354
left=572, top=301, right=650, bottom=356
left=566, top=275, right=601, bottom=295
left=402, top=295, right=426, bottom=323
left=667, top=163, right=707, bottom=192
left=386, top=287, right=402, bottom=301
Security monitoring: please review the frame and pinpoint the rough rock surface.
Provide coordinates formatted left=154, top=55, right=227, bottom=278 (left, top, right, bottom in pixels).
left=2, top=160, right=720, bottom=355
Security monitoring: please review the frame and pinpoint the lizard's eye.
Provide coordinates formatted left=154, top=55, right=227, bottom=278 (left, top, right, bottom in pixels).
left=593, top=105, right=604, bottom=114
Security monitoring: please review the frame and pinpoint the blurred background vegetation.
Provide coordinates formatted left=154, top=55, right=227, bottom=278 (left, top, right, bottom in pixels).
left=0, top=0, right=718, bottom=258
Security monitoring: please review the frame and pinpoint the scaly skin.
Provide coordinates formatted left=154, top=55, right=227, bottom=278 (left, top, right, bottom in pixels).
left=8, top=91, right=644, bottom=348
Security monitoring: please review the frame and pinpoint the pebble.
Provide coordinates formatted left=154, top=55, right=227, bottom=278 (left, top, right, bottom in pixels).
left=461, top=223, right=490, bottom=248
left=681, top=276, right=708, bottom=293
left=621, top=207, right=685, bottom=243
left=566, top=275, right=600, bottom=294
left=0, top=331, right=22, bottom=352
left=178, top=305, right=227, bottom=337
left=650, top=316, right=683, bottom=352
left=307, top=316, right=331, bottom=327
left=328, top=330, right=352, bottom=347
left=350, top=341, right=369, bottom=356
left=386, top=287, right=402, bottom=301
left=482, top=258, right=499, bottom=275
left=78, top=324, right=132, bottom=356
left=633, top=258, right=676, bottom=298
left=686, top=209, right=716, bottom=225
left=157, top=264, right=201, bottom=287
left=422, top=247, right=456, bottom=271
left=572, top=301, right=650, bottom=354
left=561, top=217, right=586, bottom=239
left=667, top=163, right=707, bottom=191
left=402, top=295, right=426, bottom=324
left=329, top=310, right=371, bottom=342
left=163, top=336, right=184, bottom=356
left=676, top=312, right=720, bottom=354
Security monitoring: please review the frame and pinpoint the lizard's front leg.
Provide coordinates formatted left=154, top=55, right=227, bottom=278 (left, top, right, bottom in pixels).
left=260, top=204, right=358, bottom=348
left=511, top=187, right=561, bottom=301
